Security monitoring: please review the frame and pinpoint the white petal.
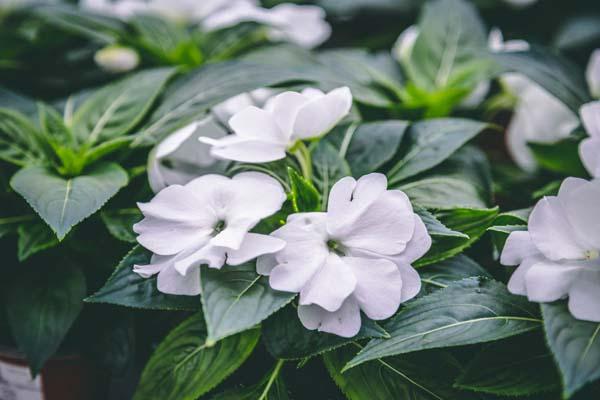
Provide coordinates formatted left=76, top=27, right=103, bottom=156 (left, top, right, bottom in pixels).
left=155, top=122, right=199, bottom=159
left=227, top=233, right=286, bottom=265
left=524, top=261, right=582, bottom=302
left=580, top=137, right=600, bottom=178
left=568, top=270, right=600, bottom=322
left=586, top=49, right=600, bottom=99
left=203, top=135, right=288, bottom=163
left=256, top=252, right=278, bottom=276
left=507, top=255, right=543, bottom=296
left=562, top=179, right=600, bottom=250
left=391, top=214, right=432, bottom=265
left=344, top=257, right=402, bottom=320
left=298, top=297, right=362, bottom=337
left=327, top=174, right=387, bottom=236
left=211, top=222, right=253, bottom=250
left=299, top=254, right=357, bottom=312
left=528, top=196, right=587, bottom=260
left=174, top=244, right=227, bottom=274
left=500, top=230, right=539, bottom=266
left=392, top=25, right=418, bottom=64
left=157, top=264, right=201, bottom=296
left=212, top=93, right=255, bottom=126
left=580, top=101, right=600, bottom=138
left=397, top=262, right=422, bottom=302
left=133, top=253, right=170, bottom=278
left=227, top=172, right=287, bottom=222
left=229, top=106, right=287, bottom=143
left=267, top=91, right=310, bottom=138
left=269, top=242, right=328, bottom=293
left=336, top=190, right=415, bottom=256
left=266, top=4, right=331, bottom=49
left=558, top=176, right=589, bottom=197
left=292, top=87, right=352, bottom=140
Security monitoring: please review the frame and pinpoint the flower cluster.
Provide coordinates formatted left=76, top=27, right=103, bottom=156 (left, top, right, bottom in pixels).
left=133, top=87, right=431, bottom=336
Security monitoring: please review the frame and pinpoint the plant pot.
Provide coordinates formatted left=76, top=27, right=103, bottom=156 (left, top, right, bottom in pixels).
left=0, top=347, right=102, bottom=400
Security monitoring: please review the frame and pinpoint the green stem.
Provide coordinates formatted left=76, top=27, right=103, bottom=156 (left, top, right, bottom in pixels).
left=258, top=359, right=285, bottom=400
left=293, top=141, right=313, bottom=180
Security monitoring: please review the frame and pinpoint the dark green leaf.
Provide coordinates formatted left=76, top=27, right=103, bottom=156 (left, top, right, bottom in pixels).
left=414, top=207, right=468, bottom=239
left=287, top=167, right=321, bottom=212
left=416, top=207, right=499, bottom=266
left=0, top=107, right=45, bottom=166
left=325, top=345, right=475, bottom=400
left=455, top=333, right=561, bottom=396
left=101, top=208, right=142, bottom=243
left=345, top=278, right=541, bottom=370
left=542, top=301, right=600, bottom=398
left=72, top=68, right=176, bottom=144
left=3, top=264, right=86, bottom=375
left=419, top=254, right=491, bottom=294
left=17, top=222, right=59, bottom=261
left=200, top=263, right=295, bottom=342
left=312, top=141, right=351, bottom=200
left=262, top=305, right=388, bottom=360
left=211, top=362, right=289, bottom=400
left=528, top=136, right=588, bottom=177
left=11, top=162, right=129, bottom=240
left=86, top=246, right=200, bottom=311
left=134, top=314, right=260, bottom=400
left=345, top=120, right=408, bottom=177
left=388, top=119, right=488, bottom=185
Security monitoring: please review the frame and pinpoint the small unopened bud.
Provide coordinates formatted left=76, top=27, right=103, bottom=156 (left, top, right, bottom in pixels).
left=94, top=45, right=140, bottom=73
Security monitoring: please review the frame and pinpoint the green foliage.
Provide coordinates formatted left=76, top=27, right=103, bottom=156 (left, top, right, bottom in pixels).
left=455, top=333, right=561, bottom=396
left=287, top=167, right=321, bottom=212
left=11, top=163, right=128, bottom=240
left=211, top=362, right=289, bottom=400
left=418, top=254, right=491, bottom=294
left=86, top=246, right=200, bottom=311
left=325, top=345, right=475, bottom=400
left=345, top=278, right=541, bottom=370
left=542, top=302, right=600, bottom=398
left=3, top=264, right=86, bottom=375
left=134, top=314, right=260, bottom=400
left=262, top=305, right=388, bottom=360
left=200, top=263, right=295, bottom=343
left=528, top=136, right=589, bottom=177
left=100, top=208, right=142, bottom=243
left=17, top=222, right=59, bottom=261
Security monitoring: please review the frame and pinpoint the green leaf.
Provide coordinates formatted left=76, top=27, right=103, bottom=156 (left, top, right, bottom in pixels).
left=344, top=120, right=408, bottom=177
left=17, top=222, right=59, bottom=261
left=0, top=215, right=35, bottom=239
left=542, top=301, right=600, bottom=398
left=287, top=167, right=321, bottom=212
left=398, top=145, right=492, bottom=209
left=528, top=136, right=588, bottom=177
left=455, top=333, right=561, bottom=396
left=200, top=263, right=295, bottom=343
left=86, top=246, right=200, bottom=311
left=3, top=264, right=86, bottom=375
left=345, top=278, right=541, bottom=370
left=554, top=16, right=600, bottom=51
left=419, top=254, right=491, bottom=294
left=134, top=314, right=260, bottom=400
left=325, top=345, right=475, bottom=400
left=0, top=107, right=45, bottom=166
left=0, top=87, right=37, bottom=115
left=414, top=207, right=468, bottom=239
left=72, top=68, right=176, bottom=144
left=493, top=46, right=591, bottom=113
left=416, top=207, right=499, bottom=266
left=134, top=61, right=307, bottom=146
left=312, top=140, right=351, bottom=201
left=211, top=362, right=289, bottom=400
left=405, top=0, right=490, bottom=93
left=101, top=208, right=142, bottom=243
left=388, top=119, right=488, bottom=185
left=262, top=305, right=389, bottom=360
left=11, top=163, right=128, bottom=240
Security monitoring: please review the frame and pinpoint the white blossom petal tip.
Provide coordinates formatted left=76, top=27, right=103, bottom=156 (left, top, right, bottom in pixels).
left=579, top=101, right=600, bottom=177
left=500, top=178, right=600, bottom=322
left=258, top=174, right=431, bottom=336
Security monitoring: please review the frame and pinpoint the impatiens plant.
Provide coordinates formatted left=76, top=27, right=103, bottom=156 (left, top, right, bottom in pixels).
left=1, top=0, right=600, bottom=399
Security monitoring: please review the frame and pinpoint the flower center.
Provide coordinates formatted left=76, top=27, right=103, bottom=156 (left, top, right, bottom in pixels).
left=327, top=239, right=346, bottom=256
left=584, top=249, right=599, bottom=260
left=213, top=220, right=226, bottom=235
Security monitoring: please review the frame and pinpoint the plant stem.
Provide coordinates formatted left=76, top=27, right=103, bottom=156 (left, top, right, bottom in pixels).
left=293, top=141, right=313, bottom=180
left=258, top=359, right=285, bottom=400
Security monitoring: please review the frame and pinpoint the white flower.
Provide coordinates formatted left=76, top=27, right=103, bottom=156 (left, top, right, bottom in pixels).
left=81, top=0, right=330, bottom=48
left=133, top=172, right=286, bottom=295
left=211, top=88, right=275, bottom=126
left=391, top=25, right=418, bottom=65
left=502, top=0, right=538, bottom=7
left=200, top=87, right=352, bottom=163
left=579, top=101, right=600, bottom=177
left=501, top=177, right=600, bottom=322
left=94, top=45, right=140, bottom=73
left=504, top=74, right=579, bottom=171
left=203, top=3, right=331, bottom=48
left=587, top=49, right=600, bottom=99
left=257, top=173, right=432, bottom=337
